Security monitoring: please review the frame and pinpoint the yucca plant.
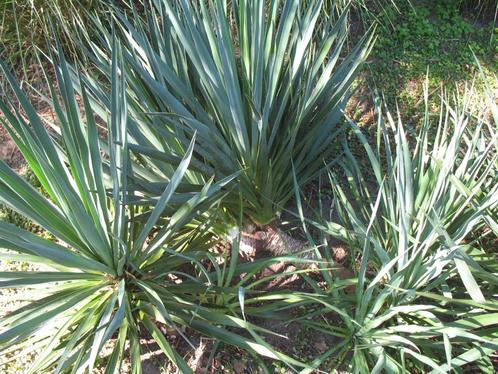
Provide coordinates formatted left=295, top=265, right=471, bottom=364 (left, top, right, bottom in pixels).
left=336, top=92, right=498, bottom=265
left=80, top=0, right=375, bottom=226
left=297, top=221, right=498, bottom=373
left=289, top=88, right=498, bottom=372
left=0, top=43, right=307, bottom=372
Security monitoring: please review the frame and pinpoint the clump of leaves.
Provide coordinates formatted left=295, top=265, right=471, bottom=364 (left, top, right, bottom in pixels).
left=82, top=0, right=375, bottom=226
left=291, top=85, right=498, bottom=372
left=0, top=43, right=305, bottom=372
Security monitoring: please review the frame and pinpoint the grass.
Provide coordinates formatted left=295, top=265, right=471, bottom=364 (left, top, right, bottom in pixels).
left=350, top=0, right=497, bottom=124
left=0, top=0, right=134, bottom=60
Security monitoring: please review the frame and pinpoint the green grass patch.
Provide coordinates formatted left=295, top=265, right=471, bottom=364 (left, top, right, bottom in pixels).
left=364, top=0, right=496, bottom=116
